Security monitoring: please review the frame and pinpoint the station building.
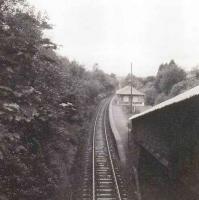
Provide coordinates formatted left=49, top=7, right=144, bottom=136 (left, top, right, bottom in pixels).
left=116, top=85, right=145, bottom=106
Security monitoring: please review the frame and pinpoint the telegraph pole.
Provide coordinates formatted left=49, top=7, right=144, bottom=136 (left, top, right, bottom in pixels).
left=130, top=63, right=133, bottom=113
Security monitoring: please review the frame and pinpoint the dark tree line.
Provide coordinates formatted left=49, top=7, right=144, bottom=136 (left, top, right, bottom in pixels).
left=121, top=60, right=199, bottom=105
left=0, top=1, right=118, bottom=199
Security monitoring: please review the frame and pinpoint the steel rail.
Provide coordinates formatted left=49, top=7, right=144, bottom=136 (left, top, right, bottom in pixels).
left=92, top=101, right=104, bottom=200
left=92, top=99, right=123, bottom=200
left=103, top=102, right=122, bottom=200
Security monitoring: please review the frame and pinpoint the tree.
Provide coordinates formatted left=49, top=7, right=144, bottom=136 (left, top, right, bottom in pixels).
left=142, top=86, right=158, bottom=105
left=120, top=61, right=188, bottom=105
left=169, top=81, right=187, bottom=97
left=155, top=60, right=186, bottom=94
left=190, top=66, right=199, bottom=79
left=155, top=92, right=169, bottom=104
left=0, top=1, right=118, bottom=199
left=121, top=73, right=144, bottom=89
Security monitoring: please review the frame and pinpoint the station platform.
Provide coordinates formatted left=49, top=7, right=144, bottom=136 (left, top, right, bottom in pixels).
left=109, top=96, right=151, bottom=166
left=109, top=96, right=130, bottom=165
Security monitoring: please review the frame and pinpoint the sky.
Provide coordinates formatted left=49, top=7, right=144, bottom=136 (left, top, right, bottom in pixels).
left=28, top=0, right=199, bottom=77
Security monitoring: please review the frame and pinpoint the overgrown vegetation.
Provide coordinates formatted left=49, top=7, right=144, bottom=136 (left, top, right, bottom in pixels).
left=0, top=1, right=118, bottom=199
left=121, top=60, right=199, bottom=105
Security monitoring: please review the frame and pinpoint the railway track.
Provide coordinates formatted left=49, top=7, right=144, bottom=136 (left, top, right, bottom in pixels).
left=80, top=99, right=128, bottom=200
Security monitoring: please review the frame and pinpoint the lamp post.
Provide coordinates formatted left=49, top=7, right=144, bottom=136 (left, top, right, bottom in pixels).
left=130, top=63, right=133, bottom=113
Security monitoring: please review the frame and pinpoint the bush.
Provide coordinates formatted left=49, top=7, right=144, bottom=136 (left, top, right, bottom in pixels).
left=0, top=1, right=118, bottom=199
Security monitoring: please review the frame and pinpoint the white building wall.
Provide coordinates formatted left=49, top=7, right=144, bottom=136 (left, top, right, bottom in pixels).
left=117, top=94, right=145, bottom=106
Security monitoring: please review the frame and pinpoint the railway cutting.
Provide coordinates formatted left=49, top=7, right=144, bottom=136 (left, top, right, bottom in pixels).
left=79, top=99, right=128, bottom=200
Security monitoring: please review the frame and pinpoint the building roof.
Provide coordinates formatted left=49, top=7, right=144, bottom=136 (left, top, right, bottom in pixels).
left=129, top=85, right=199, bottom=121
left=116, top=86, right=144, bottom=96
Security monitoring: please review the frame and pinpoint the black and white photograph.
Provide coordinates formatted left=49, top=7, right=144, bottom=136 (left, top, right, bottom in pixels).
left=1, top=0, right=199, bottom=199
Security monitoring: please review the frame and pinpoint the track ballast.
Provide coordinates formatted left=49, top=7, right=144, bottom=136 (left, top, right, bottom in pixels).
left=80, top=99, right=128, bottom=200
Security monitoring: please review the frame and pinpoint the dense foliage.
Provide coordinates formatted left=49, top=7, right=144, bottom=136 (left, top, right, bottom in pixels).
left=0, top=1, right=118, bottom=199
left=122, top=60, right=199, bottom=105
